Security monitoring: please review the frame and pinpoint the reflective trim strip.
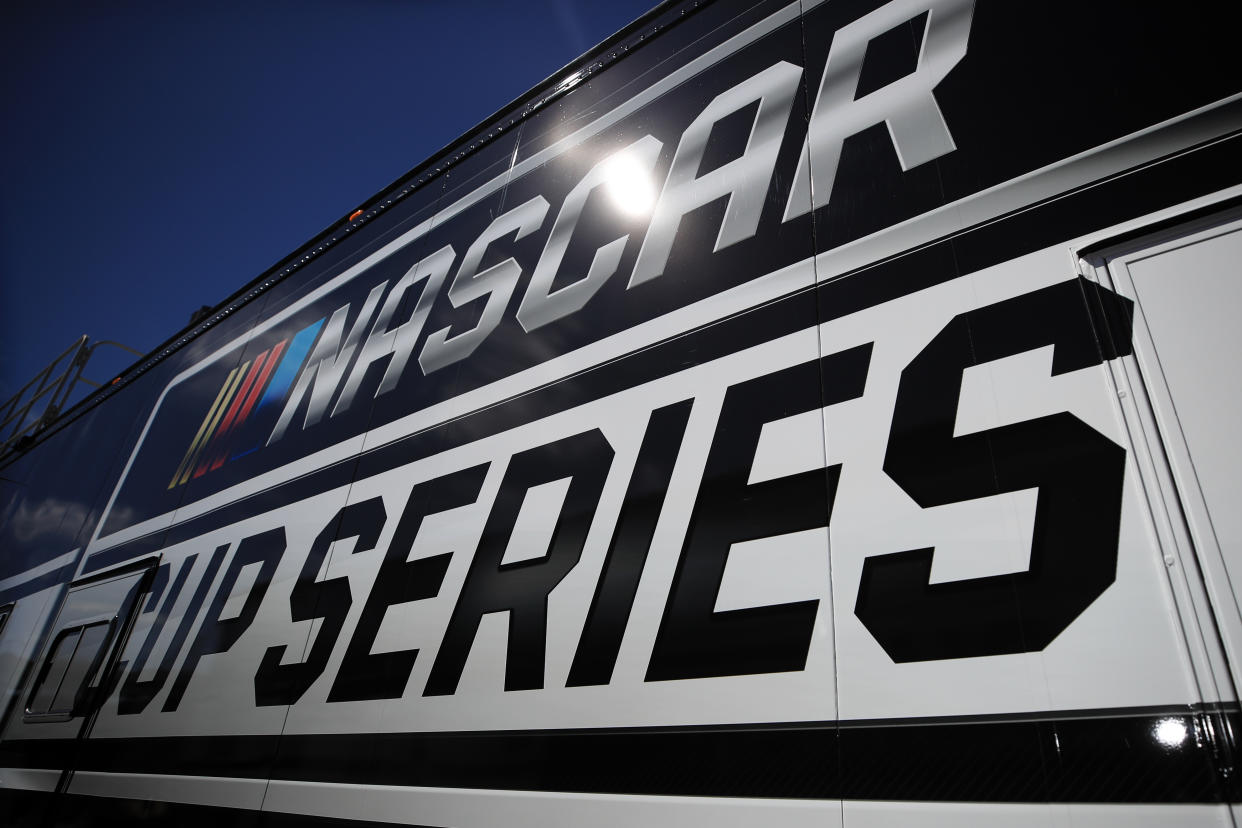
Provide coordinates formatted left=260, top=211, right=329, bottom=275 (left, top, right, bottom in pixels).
left=0, top=767, right=60, bottom=792
left=66, top=770, right=266, bottom=810
left=0, top=551, right=78, bottom=594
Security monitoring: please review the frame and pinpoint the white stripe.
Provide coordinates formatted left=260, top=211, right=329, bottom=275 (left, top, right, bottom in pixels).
left=845, top=800, right=1229, bottom=828
left=0, top=550, right=78, bottom=594
left=0, top=767, right=61, bottom=792
left=67, top=770, right=267, bottom=810
left=265, top=780, right=840, bottom=828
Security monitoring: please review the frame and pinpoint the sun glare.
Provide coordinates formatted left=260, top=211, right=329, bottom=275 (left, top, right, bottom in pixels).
left=602, top=152, right=657, bottom=217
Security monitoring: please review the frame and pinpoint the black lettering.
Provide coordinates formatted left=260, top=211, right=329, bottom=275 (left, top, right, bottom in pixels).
left=646, top=344, right=872, bottom=681
left=103, top=563, right=171, bottom=704
left=255, top=498, right=386, bottom=706
left=118, top=547, right=225, bottom=715
left=328, top=465, right=489, bottom=703
left=164, top=528, right=284, bottom=711
left=855, top=277, right=1133, bottom=661
left=424, top=429, right=614, bottom=694
left=568, top=400, right=693, bottom=687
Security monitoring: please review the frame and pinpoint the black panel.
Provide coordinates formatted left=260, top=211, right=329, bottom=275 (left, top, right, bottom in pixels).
left=79, top=133, right=1242, bottom=576
left=0, top=788, right=55, bottom=827
left=1, top=707, right=1237, bottom=804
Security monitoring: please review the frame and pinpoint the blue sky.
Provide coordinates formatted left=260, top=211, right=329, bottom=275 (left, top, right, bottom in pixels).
left=0, top=0, right=656, bottom=404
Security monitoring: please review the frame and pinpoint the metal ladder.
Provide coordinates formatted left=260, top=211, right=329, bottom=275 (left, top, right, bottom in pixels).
left=0, top=336, right=144, bottom=459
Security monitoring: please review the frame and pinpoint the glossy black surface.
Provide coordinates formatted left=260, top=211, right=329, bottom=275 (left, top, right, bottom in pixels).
left=0, top=707, right=1235, bottom=803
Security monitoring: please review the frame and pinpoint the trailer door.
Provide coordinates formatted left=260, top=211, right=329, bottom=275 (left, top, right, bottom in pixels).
left=0, top=561, right=155, bottom=787
left=1089, top=205, right=1242, bottom=693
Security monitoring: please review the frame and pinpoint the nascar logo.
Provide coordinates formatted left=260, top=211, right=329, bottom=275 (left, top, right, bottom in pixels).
left=168, top=318, right=324, bottom=487
left=165, top=0, right=974, bottom=489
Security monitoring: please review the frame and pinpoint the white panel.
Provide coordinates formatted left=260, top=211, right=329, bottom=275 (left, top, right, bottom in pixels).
left=828, top=245, right=1201, bottom=720
left=501, top=478, right=572, bottom=565
left=264, top=781, right=843, bottom=828
left=1126, top=223, right=1242, bottom=618
left=716, top=529, right=829, bottom=613
left=844, top=800, right=1231, bottom=828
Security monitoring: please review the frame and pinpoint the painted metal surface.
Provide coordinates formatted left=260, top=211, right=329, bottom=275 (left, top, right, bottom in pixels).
left=1, top=0, right=1241, bottom=824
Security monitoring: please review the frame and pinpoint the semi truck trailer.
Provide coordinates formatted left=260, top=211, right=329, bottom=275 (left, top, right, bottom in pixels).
left=2, top=0, right=1242, bottom=824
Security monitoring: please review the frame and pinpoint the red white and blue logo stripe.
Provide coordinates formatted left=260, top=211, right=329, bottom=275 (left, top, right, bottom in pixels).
left=167, top=318, right=323, bottom=488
